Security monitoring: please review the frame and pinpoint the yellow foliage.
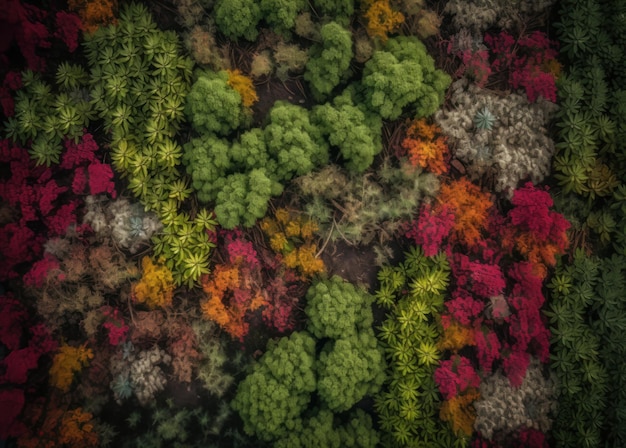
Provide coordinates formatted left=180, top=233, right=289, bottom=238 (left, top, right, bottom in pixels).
left=261, top=208, right=325, bottom=278
left=440, top=319, right=476, bottom=352
left=58, top=408, right=99, bottom=446
left=227, top=69, right=259, bottom=108
left=17, top=406, right=98, bottom=448
left=270, top=232, right=288, bottom=252
left=68, top=0, right=117, bottom=34
left=440, top=388, right=480, bottom=437
left=133, top=257, right=175, bottom=309
left=49, top=344, right=94, bottom=392
left=363, top=0, right=405, bottom=42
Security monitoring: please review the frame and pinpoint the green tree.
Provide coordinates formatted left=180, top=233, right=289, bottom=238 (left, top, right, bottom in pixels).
left=312, top=97, right=382, bottom=173
left=305, top=275, right=375, bottom=339
left=361, top=36, right=451, bottom=120
left=184, top=70, right=250, bottom=136
left=182, top=134, right=232, bottom=203
left=231, top=331, right=317, bottom=441
left=264, top=101, right=329, bottom=181
left=214, top=0, right=261, bottom=41
left=317, top=331, right=386, bottom=412
left=304, top=22, right=353, bottom=101
left=261, top=0, right=307, bottom=35
left=214, top=169, right=274, bottom=228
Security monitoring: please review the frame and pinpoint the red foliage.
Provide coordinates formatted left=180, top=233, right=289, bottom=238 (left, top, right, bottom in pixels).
left=60, top=134, right=98, bottom=169
left=87, top=161, right=116, bottom=197
left=445, top=292, right=484, bottom=326
left=101, top=306, right=128, bottom=346
left=485, top=31, right=559, bottom=102
left=0, top=71, right=22, bottom=117
left=451, top=253, right=505, bottom=298
left=0, top=0, right=50, bottom=71
left=0, top=389, right=25, bottom=438
left=474, top=327, right=501, bottom=374
left=435, top=355, right=481, bottom=400
left=0, top=135, right=116, bottom=281
left=502, top=350, right=530, bottom=388
left=405, top=203, right=455, bottom=256
left=222, top=229, right=260, bottom=268
left=0, top=295, right=57, bottom=438
left=54, top=11, right=83, bottom=52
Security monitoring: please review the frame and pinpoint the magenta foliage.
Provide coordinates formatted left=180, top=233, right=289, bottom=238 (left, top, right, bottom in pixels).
left=434, top=355, right=481, bottom=399
left=54, top=11, right=83, bottom=53
left=506, top=262, right=550, bottom=365
left=451, top=253, right=505, bottom=298
left=445, top=292, right=484, bottom=326
left=485, top=31, right=559, bottom=102
left=405, top=203, right=455, bottom=256
left=0, top=0, right=50, bottom=71
left=222, top=229, right=260, bottom=268
left=0, top=294, right=57, bottom=438
left=0, top=71, right=22, bottom=117
left=0, top=1, right=83, bottom=71
left=0, top=135, right=116, bottom=282
left=101, top=306, right=129, bottom=346
left=474, top=327, right=501, bottom=374
left=502, top=350, right=531, bottom=388
left=472, top=428, right=548, bottom=448
left=508, top=182, right=570, bottom=249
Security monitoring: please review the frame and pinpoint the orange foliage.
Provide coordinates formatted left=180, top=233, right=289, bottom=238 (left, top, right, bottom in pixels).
left=508, top=232, right=567, bottom=279
left=440, top=318, right=476, bottom=352
left=227, top=69, right=259, bottom=108
left=363, top=0, right=405, bottom=42
left=440, top=388, right=480, bottom=437
left=68, top=0, right=117, bottom=34
left=261, top=208, right=325, bottom=278
left=401, top=119, right=449, bottom=175
left=18, top=406, right=98, bottom=448
left=49, top=344, right=93, bottom=392
left=133, top=257, right=175, bottom=309
left=437, top=178, right=493, bottom=248
left=200, top=264, right=266, bottom=340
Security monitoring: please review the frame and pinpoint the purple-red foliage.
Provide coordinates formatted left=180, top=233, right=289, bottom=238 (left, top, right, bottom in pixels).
left=445, top=292, right=484, bottom=326
left=261, top=269, right=302, bottom=333
left=101, top=306, right=128, bottom=346
left=54, top=11, right=83, bottom=53
left=472, top=428, right=548, bottom=448
left=506, top=262, right=550, bottom=365
left=0, top=1, right=83, bottom=72
left=405, top=203, right=455, bottom=256
left=485, top=31, right=559, bottom=102
left=507, top=183, right=570, bottom=260
left=0, top=0, right=50, bottom=71
left=474, top=327, right=501, bottom=374
left=435, top=355, right=481, bottom=400
left=0, top=71, right=22, bottom=117
left=451, top=253, right=505, bottom=298
left=0, top=294, right=57, bottom=438
left=502, top=350, right=531, bottom=388
left=222, top=229, right=260, bottom=268
left=0, top=135, right=116, bottom=282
